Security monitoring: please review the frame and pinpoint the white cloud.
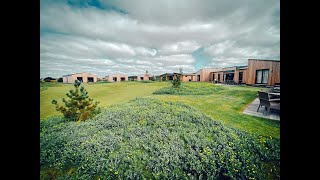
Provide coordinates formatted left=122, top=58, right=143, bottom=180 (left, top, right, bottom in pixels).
left=40, top=0, right=279, bottom=78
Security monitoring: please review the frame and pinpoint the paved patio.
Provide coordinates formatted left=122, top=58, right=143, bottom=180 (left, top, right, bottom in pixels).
left=242, top=98, right=280, bottom=121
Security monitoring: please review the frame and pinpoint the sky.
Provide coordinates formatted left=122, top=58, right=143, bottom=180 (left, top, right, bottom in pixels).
left=40, top=0, right=280, bottom=78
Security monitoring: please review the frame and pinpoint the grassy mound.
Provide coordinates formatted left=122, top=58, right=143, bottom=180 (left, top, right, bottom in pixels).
left=153, top=82, right=224, bottom=95
left=40, top=98, right=279, bottom=179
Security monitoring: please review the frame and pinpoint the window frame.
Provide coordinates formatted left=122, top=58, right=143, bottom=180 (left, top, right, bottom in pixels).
left=255, top=69, right=269, bottom=84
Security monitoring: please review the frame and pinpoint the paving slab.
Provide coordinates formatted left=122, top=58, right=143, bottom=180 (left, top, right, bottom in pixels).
left=243, top=98, right=280, bottom=121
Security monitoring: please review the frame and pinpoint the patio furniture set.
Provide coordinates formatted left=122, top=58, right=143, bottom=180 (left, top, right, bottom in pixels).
left=257, top=84, right=280, bottom=115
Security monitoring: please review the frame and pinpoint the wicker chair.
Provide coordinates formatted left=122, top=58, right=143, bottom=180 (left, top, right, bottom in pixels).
left=257, top=91, right=280, bottom=115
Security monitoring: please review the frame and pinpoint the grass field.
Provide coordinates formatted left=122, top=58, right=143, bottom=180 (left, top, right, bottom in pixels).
left=40, top=81, right=169, bottom=119
left=40, top=81, right=280, bottom=179
left=41, top=98, right=279, bottom=179
left=40, top=81, right=280, bottom=139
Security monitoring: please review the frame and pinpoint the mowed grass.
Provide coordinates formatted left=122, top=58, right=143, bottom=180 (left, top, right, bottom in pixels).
left=40, top=81, right=280, bottom=138
left=149, top=83, right=280, bottom=139
left=40, top=81, right=169, bottom=119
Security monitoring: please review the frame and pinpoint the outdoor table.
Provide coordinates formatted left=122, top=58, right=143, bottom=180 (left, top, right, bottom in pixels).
left=269, top=92, right=280, bottom=103
left=269, top=93, right=280, bottom=96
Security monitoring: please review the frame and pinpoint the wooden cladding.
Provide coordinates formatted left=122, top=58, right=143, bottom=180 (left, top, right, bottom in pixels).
left=246, top=59, right=280, bottom=86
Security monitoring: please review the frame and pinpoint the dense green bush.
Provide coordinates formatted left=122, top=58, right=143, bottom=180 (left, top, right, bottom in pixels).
left=44, top=77, right=56, bottom=82
left=154, top=82, right=225, bottom=95
left=41, top=98, right=279, bottom=179
left=57, top=77, right=63, bottom=82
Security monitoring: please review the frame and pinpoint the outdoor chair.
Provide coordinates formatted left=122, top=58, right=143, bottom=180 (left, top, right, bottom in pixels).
left=257, top=91, right=280, bottom=115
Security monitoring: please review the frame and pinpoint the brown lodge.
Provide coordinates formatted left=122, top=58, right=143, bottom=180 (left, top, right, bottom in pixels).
left=61, top=59, right=280, bottom=86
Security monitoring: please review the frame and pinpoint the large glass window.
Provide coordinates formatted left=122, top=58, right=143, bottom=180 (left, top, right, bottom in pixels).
left=256, top=69, right=269, bottom=84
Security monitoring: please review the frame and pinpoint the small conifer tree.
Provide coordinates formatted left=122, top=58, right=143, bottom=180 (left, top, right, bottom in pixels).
left=172, top=67, right=183, bottom=88
left=52, top=80, right=100, bottom=122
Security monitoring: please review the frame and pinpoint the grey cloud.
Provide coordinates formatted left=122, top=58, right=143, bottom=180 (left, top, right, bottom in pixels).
left=40, top=0, right=279, bottom=78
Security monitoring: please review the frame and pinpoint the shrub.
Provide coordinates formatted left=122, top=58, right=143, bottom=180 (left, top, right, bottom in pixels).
left=171, top=68, right=182, bottom=88
left=154, top=82, right=225, bottom=95
left=44, top=77, right=56, bottom=82
left=41, top=98, right=279, bottom=179
left=171, top=78, right=181, bottom=88
left=51, top=80, right=101, bottom=122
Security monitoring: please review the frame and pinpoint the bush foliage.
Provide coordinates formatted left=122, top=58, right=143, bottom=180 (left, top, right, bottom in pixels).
left=154, top=82, right=225, bottom=95
left=51, top=80, right=100, bottom=122
left=41, top=98, right=279, bottom=179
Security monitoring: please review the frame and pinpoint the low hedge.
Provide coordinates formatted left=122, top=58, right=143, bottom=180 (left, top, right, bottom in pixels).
left=153, top=83, right=224, bottom=95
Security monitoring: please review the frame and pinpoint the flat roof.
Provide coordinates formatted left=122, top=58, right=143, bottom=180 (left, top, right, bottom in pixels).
left=160, top=72, right=181, bottom=76
left=195, top=68, right=218, bottom=73
left=62, top=72, right=97, bottom=77
left=248, top=59, right=280, bottom=62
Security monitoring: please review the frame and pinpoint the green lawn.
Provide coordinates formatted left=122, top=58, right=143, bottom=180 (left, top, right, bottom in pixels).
left=40, top=81, right=280, bottom=138
left=149, top=83, right=280, bottom=139
left=40, top=81, right=169, bottom=119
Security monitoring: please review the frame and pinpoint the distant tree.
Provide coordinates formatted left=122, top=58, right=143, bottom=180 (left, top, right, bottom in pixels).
left=44, top=77, right=56, bottom=82
left=172, top=68, right=183, bottom=88
left=57, top=77, right=63, bottom=83
left=162, top=76, right=167, bottom=81
left=52, top=80, right=101, bottom=122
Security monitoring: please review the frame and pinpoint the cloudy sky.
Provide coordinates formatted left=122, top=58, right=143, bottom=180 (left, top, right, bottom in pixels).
left=40, top=0, right=280, bottom=78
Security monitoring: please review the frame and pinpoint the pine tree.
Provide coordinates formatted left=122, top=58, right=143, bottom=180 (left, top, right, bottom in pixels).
left=52, top=80, right=101, bottom=122
left=172, top=67, right=182, bottom=88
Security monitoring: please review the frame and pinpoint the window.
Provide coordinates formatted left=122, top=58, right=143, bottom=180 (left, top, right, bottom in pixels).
left=239, top=72, right=243, bottom=83
left=256, top=69, right=269, bottom=84
left=87, top=77, right=94, bottom=82
left=77, top=77, right=83, bottom=82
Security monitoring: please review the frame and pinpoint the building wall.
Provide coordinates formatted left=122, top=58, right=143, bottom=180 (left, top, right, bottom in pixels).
left=195, top=68, right=217, bottom=82
left=212, top=72, right=224, bottom=83
left=137, top=74, right=152, bottom=81
left=160, top=74, right=179, bottom=81
left=67, top=76, right=73, bottom=83
left=62, top=72, right=97, bottom=83
left=62, top=77, right=68, bottom=83
left=106, top=74, right=128, bottom=82
left=221, top=67, right=237, bottom=82
left=246, top=59, right=280, bottom=86
left=181, top=75, right=195, bottom=82
left=234, top=69, right=247, bottom=84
